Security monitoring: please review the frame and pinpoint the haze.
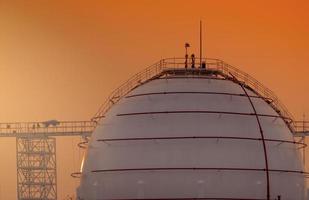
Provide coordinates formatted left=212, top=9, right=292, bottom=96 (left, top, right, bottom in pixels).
left=0, top=0, right=309, bottom=199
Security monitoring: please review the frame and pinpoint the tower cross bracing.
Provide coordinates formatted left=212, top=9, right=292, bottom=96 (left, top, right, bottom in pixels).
left=1, top=121, right=95, bottom=200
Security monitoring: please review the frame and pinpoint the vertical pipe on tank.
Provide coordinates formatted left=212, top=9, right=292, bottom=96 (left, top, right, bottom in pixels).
left=199, top=20, right=202, bottom=68
left=240, top=84, right=270, bottom=200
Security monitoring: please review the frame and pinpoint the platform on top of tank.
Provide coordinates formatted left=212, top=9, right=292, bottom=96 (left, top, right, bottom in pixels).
left=160, top=68, right=222, bottom=77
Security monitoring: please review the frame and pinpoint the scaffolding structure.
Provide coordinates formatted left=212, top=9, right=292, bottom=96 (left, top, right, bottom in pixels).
left=0, top=120, right=95, bottom=200
left=16, top=137, right=57, bottom=200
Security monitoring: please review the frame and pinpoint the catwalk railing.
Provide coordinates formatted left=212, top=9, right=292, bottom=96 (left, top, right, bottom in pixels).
left=293, top=121, right=309, bottom=137
left=92, top=58, right=296, bottom=133
left=0, top=120, right=95, bottom=137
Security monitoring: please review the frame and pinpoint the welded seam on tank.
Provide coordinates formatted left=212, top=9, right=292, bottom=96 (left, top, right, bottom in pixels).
left=98, top=198, right=276, bottom=200
left=96, top=136, right=306, bottom=148
left=92, top=167, right=309, bottom=175
left=125, top=91, right=271, bottom=101
left=116, top=111, right=291, bottom=121
left=239, top=83, right=270, bottom=200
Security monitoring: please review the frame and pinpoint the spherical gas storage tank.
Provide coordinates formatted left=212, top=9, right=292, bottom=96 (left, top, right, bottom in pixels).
left=77, top=58, right=307, bottom=200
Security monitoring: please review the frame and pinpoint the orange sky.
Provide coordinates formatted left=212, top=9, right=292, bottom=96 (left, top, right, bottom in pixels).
left=0, top=0, right=309, bottom=199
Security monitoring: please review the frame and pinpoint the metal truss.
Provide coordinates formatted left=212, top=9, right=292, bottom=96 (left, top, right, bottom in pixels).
left=16, top=136, right=57, bottom=200
left=0, top=121, right=95, bottom=137
left=0, top=121, right=96, bottom=200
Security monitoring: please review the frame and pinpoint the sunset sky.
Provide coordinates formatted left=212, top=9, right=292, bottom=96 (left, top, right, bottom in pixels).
left=0, top=0, right=309, bottom=199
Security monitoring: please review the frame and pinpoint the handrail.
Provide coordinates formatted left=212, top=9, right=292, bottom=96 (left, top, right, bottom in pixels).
left=294, top=121, right=309, bottom=133
left=92, top=58, right=296, bottom=133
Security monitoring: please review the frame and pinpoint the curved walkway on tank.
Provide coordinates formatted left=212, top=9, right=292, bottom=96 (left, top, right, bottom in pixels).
left=91, top=58, right=295, bottom=133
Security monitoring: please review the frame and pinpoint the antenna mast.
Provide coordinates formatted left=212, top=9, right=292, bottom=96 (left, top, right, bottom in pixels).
left=199, top=20, right=202, bottom=67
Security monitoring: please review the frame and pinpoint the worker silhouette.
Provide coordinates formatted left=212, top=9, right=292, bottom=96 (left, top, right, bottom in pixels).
left=185, top=43, right=190, bottom=68
left=191, top=54, right=195, bottom=68
left=185, top=54, right=188, bottom=68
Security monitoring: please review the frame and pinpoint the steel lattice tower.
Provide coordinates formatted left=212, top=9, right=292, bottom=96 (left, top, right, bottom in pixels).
left=0, top=121, right=94, bottom=199
left=16, top=136, right=57, bottom=200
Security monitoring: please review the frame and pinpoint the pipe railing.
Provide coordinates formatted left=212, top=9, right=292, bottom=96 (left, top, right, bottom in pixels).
left=294, top=121, right=309, bottom=133
left=92, top=58, right=296, bottom=133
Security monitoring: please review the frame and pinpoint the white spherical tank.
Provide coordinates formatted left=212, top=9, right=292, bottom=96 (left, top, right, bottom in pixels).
left=77, top=59, right=306, bottom=200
